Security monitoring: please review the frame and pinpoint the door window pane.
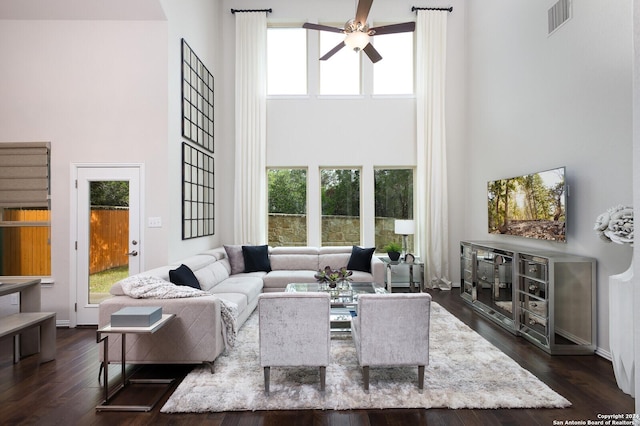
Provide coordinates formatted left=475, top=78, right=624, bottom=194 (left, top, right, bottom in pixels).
left=321, top=168, right=360, bottom=246
left=374, top=169, right=414, bottom=252
left=268, top=169, right=307, bottom=246
left=319, top=31, right=361, bottom=95
left=89, top=181, right=129, bottom=304
left=373, top=32, right=414, bottom=95
left=267, top=28, right=307, bottom=95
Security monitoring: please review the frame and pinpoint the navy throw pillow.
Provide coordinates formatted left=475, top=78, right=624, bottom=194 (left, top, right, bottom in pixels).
left=169, top=264, right=201, bottom=289
left=347, top=246, right=375, bottom=273
left=242, top=245, right=272, bottom=273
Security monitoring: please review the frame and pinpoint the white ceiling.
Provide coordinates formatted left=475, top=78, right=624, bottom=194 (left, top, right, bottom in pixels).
left=0, top=0, right=166, bottom=20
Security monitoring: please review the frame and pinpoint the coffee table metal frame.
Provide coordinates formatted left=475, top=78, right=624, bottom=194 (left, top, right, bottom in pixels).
left=96, top=313, right=176, bottom=412
left=284, top=282, right=388, bottom=331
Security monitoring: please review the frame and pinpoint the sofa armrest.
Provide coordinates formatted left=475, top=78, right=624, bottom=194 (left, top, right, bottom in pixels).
left=370, top=256, right=385, bottom=287
left=98, top=295, right=225, bottom=364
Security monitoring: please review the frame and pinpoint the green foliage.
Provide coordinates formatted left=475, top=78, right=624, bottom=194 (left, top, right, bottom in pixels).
left=321, top=169, right=360, bottom=216
left=383, top=242, right=402, bottom=253
left=90, top=181, right=129, bottom=207
left=268, top=169, right=307, bottom=214
left=374, top=169, right=413, bottom=218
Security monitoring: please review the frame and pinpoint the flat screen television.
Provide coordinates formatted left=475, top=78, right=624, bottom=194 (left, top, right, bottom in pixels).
left=487, top=167, right=566, bottom=242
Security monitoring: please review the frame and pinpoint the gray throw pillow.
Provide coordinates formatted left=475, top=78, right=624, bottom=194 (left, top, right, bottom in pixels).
left=224, top=244, right=245, bottom=275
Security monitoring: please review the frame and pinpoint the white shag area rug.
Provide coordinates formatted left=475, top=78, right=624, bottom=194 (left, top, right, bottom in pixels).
left=161, top=302, right=570, bottom=412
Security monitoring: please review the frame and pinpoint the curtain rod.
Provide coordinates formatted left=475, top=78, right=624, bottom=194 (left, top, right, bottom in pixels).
left=411, top=6, right=453, bottom=12
left=231, top=8, right=272, bottom=14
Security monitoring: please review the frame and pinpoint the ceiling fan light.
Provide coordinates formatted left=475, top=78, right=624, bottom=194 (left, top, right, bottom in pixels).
left=344, top=31, right=370, bottom=51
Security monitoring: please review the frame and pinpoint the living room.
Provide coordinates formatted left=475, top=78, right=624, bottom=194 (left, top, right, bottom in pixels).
left=0, top=0, right=637, bottom=422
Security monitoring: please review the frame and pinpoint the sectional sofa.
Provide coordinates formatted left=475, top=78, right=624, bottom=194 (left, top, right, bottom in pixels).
left=98, top=245, right=385, bottom=369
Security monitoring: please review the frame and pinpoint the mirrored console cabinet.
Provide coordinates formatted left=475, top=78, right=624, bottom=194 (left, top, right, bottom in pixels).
left=460, top=241, right=596, bottom=355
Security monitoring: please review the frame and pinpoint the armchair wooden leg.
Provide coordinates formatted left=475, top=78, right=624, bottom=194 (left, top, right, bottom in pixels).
left=418, top=365, right=425, bottom=389
left=363, top=366, right=370, bottom=390
left=319, top=366, right=326, bottom=391
left=264, top=367, right=270, bottom=393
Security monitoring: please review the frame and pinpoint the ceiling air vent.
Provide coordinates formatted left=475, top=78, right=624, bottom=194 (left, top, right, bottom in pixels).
left=548, top=0, right=572, bottom=35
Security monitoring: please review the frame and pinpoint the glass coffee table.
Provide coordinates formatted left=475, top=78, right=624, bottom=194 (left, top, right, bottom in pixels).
left=285, top=282, right=388, bottom=331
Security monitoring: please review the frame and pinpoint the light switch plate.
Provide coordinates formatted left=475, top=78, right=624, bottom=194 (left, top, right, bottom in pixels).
left=148, top=217, right=162, bottom=228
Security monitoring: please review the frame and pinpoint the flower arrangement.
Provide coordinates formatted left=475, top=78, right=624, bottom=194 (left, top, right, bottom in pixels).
left=594, top=205, right=634, bottom=245
left=314, top=266, right=353, bottom=288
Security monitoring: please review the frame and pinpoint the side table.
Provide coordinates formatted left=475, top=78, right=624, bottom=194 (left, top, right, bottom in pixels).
left=96, top=313, right=175, bottom=412
left=380, top=258, right=425, bottom=292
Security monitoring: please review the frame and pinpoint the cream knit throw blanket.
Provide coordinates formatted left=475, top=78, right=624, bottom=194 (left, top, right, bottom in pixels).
left=118, top=275, right=239, bottom=349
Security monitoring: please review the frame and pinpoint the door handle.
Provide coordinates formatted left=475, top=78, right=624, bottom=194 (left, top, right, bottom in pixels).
left=127, top=250, right=138, bottom=257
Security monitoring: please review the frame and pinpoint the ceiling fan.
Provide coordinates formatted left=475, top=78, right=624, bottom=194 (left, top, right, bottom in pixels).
left=302, top=0, right=415, bottom=63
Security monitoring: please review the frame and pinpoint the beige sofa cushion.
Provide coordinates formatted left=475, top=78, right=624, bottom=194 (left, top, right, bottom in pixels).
left=210, top=276, right=263, bottom=302
left=193, top=261, right=230, bottom=291
left=262, top=270, right=317, bottom=289
left=269, top=246, right=319, bottom=271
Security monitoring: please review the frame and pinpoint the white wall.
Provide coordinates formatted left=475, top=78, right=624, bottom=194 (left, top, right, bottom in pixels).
left=160, top=0, right=225, bottom=261
left=219, top=0, right=467, bottom=255
left=0, top=17, right=169, bottom=323
left=466, top=0, right=634, bottom=356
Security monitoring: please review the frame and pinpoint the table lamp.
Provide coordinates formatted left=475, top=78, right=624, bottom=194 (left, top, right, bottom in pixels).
left=394, top=219, right=415, bottom=260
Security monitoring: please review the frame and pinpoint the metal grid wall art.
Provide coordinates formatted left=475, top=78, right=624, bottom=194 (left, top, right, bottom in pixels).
left=182, top=142, right=215, bottom=239
left=181, top=39, right=214, bottom=152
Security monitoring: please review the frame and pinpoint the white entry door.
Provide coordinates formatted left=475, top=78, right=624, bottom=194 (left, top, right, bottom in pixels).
left=75, top=166, right=142, bottom=325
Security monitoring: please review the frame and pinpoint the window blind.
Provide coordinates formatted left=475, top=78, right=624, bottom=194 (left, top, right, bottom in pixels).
left=0, top=142, right=50, bottom=208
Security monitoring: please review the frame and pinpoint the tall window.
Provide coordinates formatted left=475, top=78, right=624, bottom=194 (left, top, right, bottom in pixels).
left=268, top=168, right=307, bottom=246
left=321, top=168, right=360, bottom=246
left=374, top=168, right=414, bottom=252
left=0, top=143, right=51, bottom=276
left=319, top=30, right=360, bottom=95
left=373, top=32, right=414, bottom=95
left=267, top=27, right=307, bottom=95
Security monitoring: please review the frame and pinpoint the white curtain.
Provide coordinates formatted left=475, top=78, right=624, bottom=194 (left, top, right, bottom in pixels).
left=416, top=10, right=451, bottom=290
left=234, top=12, right=267, bottom=244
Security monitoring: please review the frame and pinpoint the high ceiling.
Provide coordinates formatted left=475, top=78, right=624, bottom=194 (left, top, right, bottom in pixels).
left=0, top=0, right=166, bottom=20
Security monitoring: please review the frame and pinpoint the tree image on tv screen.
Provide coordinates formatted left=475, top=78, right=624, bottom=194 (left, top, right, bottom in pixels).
left=488, top=169, right=566, bottom=242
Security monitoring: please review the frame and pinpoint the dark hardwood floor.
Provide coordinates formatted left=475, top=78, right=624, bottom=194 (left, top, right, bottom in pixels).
left=0, top=289, right=634, bottom=426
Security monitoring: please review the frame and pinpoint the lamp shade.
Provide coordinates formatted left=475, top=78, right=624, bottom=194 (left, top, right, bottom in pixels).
left=394, top=219, right=415, bottom=235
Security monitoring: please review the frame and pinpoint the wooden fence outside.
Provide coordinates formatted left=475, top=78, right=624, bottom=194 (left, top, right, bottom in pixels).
left=1, top=208, right=128, bottom=276
left=89, top=208, right=129, bottom=274
left=1, top=209, right=51, bottom=275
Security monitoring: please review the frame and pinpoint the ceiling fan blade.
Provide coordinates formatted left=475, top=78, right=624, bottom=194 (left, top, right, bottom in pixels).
left=302, top=22, right=344, bottom=34
left=363, top=43, right=382, bottom=63
left=320, top=41, right=346, bottom=61
left=355, top=0, right=374, bottom=25
left=369, top=21, right=416, bottom=36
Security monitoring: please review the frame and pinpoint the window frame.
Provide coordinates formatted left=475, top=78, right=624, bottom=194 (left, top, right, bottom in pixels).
left=373, top=167, right=415, bottom=253
left=267, top=25, right=309, bottom=97
left=320, top=167, right=362, bottom=247
left=317, top=26, right=363, bottom=96
left=267, top=167, right=309, bottom=247
left=371, top=26, right=415, bottom=96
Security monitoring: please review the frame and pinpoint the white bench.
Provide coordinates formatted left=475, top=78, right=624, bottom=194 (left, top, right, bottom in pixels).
left=0, top=312, right=56, bottom=363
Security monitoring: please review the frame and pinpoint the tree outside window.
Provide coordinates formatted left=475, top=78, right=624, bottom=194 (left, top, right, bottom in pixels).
left=374, top=168, right=414, bottom=252
left=267, top=169, right=307, bottom=246
left=321, top=168, right=360, bottom=246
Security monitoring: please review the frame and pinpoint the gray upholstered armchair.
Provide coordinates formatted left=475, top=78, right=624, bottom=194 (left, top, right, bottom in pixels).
left=258, top=292, right=331, bottom=393
left=351, top=293, right=432, bottom=390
